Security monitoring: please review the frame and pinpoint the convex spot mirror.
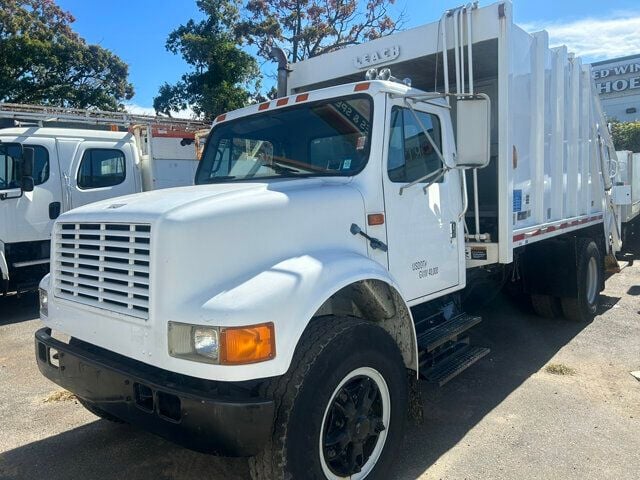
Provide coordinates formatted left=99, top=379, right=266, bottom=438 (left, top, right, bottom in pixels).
left=454, top=94, right=491, bottom=169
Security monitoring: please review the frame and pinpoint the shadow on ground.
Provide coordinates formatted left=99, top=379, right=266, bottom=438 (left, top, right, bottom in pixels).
left=0, top=292, right=39, bottom=326
left=0, top=293, right=598, bottom=480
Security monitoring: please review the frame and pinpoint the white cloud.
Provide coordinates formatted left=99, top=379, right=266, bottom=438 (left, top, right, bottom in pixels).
left=123, top=103, right=199, bottom=120
left=522, top=12, right=640, bottom=62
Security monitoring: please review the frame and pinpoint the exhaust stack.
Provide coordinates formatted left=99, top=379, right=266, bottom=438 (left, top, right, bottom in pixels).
left=270, top=48, right=290, bottom=98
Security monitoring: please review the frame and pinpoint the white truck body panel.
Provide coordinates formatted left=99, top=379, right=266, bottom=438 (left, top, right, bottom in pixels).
left=147, top=134, right=199, bottom=190
left=615, top=151, right=640, bottom=224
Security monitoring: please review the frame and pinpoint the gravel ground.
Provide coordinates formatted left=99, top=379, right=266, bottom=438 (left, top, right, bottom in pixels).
left=0, top=260, right=638, bottom=480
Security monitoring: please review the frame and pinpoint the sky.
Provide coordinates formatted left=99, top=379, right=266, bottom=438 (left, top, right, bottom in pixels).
left=56, top=0, right=640, bottom=117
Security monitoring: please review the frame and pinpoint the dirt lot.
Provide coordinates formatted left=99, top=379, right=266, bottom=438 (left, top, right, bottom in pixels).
left=1, top=262, right=639, bottom=480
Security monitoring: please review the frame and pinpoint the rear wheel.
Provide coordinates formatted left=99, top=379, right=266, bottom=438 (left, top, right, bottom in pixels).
left=561, top=239, right=602, bottom=322
left=249, top=317, right=408, bottom=480
left=530, top=294, right=563, bottom=319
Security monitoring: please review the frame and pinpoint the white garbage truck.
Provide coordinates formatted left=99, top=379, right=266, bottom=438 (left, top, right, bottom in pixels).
left=35, top=2, right=627, bottom=478
left=0, top=103, right=208, bottom=295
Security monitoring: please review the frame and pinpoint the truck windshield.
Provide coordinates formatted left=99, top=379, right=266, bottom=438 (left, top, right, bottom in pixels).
left=195, top=95, right=373, bottom=184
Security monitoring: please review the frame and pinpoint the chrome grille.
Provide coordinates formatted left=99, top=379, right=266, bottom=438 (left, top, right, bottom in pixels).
left=53, top=222, right=151, bottom=319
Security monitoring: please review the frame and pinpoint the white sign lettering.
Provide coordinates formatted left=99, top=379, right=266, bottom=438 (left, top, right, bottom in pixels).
left=353, top=46, right=400, bottom=69
left=593, top=62, right=640, bottom=79
left=596, top=76, right=640, bottom=95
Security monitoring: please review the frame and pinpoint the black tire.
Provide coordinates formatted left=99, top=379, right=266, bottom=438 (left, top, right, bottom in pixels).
left=530, top=294, right=563, bottom=319
left=249, top=317, right=408, bottom=480
left=76, top=397, right=125, bottom=423
left=561, top=239, right=602, bottom=322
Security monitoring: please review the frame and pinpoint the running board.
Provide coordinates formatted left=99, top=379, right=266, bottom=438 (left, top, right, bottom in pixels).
left=416, top=313, right=482, bottom=352
left=422, top=344, right=490, bottom=386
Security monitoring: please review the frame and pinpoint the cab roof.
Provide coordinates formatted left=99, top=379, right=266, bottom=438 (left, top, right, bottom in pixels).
left=0, top=127, right=134, bottom=141
left=211, top=80, right=440, bottom=127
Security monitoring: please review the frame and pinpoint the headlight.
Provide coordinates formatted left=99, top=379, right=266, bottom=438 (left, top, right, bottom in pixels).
left=39, top=288, right=48, bottom=317
left=168, top=322, right=219, bottom=363
left=168, top=321, right=275, bottom=365
left=193, top=327, right=220, bottom=360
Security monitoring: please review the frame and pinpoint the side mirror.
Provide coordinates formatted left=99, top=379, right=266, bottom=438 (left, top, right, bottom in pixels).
left=0, top=142, right=23, bottom=192
left=21, top=176, right=35, bottom=192
left=20, top=147, right=35, bottom=192
left=454, top=94, right=491, bottom=168
left=22, top=147, right=35, bottom=178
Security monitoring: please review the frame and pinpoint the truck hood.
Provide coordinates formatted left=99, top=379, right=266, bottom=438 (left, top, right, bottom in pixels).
left=60, top=181, right=281, bottom=221
left=55, top=177, right=370, bottom=323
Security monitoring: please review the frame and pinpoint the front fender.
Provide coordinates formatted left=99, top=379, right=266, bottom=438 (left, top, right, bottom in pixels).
left=183, top=251, right=415, bottom=381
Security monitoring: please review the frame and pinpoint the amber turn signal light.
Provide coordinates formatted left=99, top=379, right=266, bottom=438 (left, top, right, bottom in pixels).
left=220, top=323, right=276, bottom=365
left=367, top=213, right=385, bottom=226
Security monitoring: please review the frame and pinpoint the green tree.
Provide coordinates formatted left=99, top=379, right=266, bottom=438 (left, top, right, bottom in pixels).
left=237, top=0, right=404, bottom=63
left=0, top=0, right=134, bottom=110
left=611, top=121, right=640, bottom=153
left=153, top=0, right=260, bottom=120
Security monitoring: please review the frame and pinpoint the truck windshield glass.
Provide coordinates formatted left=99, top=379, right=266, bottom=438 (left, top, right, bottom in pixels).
left=196, top=95, right=372, bottom=184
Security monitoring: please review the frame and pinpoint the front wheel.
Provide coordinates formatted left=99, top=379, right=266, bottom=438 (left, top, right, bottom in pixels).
left=249, top=317, right=408, bottom=480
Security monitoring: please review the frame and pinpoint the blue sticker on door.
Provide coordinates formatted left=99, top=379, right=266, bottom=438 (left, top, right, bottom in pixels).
left=513, top=189, right=522, bottom=213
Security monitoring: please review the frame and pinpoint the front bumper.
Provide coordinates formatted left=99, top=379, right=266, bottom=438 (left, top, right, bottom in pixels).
left=35, top=328, right=274, bottom=457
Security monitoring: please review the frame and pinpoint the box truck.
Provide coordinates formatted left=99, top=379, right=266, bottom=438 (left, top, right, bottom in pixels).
left=34, top=2, right=628, bottom=479
left=614, top=150, right=639, bottom=252
left=0, top=103, right=208, bottom=295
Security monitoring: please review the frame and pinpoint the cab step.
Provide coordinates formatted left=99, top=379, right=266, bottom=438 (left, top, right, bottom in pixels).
left=416, top=313, right=482, bottom=352
left=422, top=344, right=490, bottom=386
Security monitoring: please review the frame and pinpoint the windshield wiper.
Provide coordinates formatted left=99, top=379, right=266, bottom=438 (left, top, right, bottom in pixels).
left=261, top=162, right=303, bottom=175
left=199, top=176, right=236, bottom=183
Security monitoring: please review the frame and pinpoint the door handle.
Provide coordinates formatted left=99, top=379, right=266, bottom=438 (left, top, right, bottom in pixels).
left=49, top=202, right=61, bottom=220
left=450, top=221, right=457, bottom=240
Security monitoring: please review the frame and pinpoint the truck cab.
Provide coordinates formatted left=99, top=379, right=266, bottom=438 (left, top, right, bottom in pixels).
left=0, top=122, right=205, bottom=295
left=0, top=128, right=142, bottom=294
left=35, top=79, right=489, bottom=477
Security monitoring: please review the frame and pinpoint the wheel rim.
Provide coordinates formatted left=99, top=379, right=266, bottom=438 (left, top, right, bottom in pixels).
left=586, top=256, right=598, bottom=305
left=319, top=367, right=391, bottom=479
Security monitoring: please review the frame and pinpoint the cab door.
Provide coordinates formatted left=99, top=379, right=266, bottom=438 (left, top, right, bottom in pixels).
left=68, top=141, right=138, bottom=208
left=0, top=137, right=64, bottom=244
left=382, top=98, right=463, bottom=301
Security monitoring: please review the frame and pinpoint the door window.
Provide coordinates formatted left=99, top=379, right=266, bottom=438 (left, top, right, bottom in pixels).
left=25, top=145, right=50, bottom=185
left=387, top=107, right=443, bottom=183
left=77, top=149, right=126, bottom=189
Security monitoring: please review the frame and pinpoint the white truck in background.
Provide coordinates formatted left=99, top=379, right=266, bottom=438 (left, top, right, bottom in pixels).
left=614, top=150, right=640, bottom=252
left=0, top=104, right=208, bottom=295
left=35, top=2, right=628, bottom=479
